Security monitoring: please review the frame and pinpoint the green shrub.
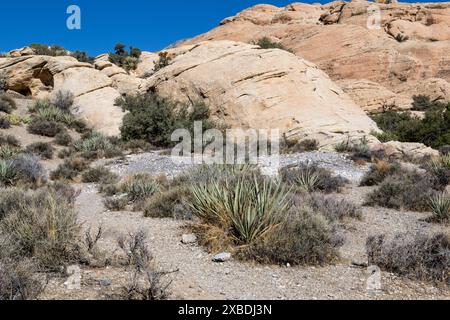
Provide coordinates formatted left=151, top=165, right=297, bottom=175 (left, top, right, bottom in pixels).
left=366, top=233, right=449, bottom=283
left=372, top=99, right=450, bottom=149
left=243, top=208, right=342, bottom=266
left=153, top=51, right=172, bottom=73
left=190, top=174, right=290, bottom=244
left=0, top=188, right=81, bottom=270
left=70, top=51, right=94, bottom=64
left=121, top=139, right=154, bottom=153
left=281, top=137, right=319, bottom=154
left=54, top=131, right=73, bottom=146
left=360, top=160, right=403, bottom=186
left=50, top=157, right=89, bottom=181
left=0, top=94, right=16, bottom=114
left=365, top=170, right=437, bottom=211
left=280, top=164, right=348, bottom=194
left=29, top=43, right=68, bottom=56
left=253, top=37, right=292, bottom=52
left=0, top=258, right=43, bottom=300
left=428, top=193, right=450, bottom=223
left=108, top=43, right=142, bottom=71
left=26, top=142, right=53, bottom=160
left=143, top=186, right=192, bottom=219
left=81, top=166, right=118, bottom=184
left=411, top=95, right=434, bottom=111
left=116, top=93, right=215, bottom=148
left=0, top=145, right=20, bottom=160
left=27, top=119, right=65, bottom=137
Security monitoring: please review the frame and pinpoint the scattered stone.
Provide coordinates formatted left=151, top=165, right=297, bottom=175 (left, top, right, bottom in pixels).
left=182, top=234, right=197, bottom=244
left=98, top=278, right=112, bottom=287
left=212, top=252, right=232, bottom=263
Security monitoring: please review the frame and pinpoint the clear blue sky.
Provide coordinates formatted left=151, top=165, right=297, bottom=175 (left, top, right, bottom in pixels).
left=0, top=0, right=443, bottom=56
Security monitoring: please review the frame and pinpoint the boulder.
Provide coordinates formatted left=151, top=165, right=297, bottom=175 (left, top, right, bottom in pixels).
left=372, top=141, right=439, bottom=160
left=143, top=41, right=380, bottom=148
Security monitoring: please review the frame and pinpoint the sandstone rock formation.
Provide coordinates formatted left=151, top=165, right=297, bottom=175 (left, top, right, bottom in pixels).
left=0, top=55, right=124, bottom=135
left=141, top=40, right=380, bottom=148
left=183, top=1, right=450, bottom=112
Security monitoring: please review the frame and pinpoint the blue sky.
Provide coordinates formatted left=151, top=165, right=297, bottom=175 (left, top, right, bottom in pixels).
left=0, top=1, right=444, bottom=56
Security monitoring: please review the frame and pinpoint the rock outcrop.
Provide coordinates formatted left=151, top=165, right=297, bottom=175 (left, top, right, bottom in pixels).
left=0, top=55, right=124, bottom=135
left=183, top=1, right=450, bottom=111
left=141, top=40, right=380, bottom=148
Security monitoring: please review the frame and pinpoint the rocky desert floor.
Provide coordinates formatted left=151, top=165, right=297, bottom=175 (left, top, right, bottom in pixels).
left=37, top=151, right=450, bottom=300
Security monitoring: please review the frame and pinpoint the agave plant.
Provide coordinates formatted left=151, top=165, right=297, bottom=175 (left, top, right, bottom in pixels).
left=0, top=160, right=17, bottom=186
left=190, top=174, right=290, bottom=244
left=293, top=166, right=321, bottom=192
left=123, top=174, right=160, bottom=201
left=36, top=106, right=75, bottom=126
left=429, top=193, right=450, bottom=222
left=74, top=131, right=113, bottom=153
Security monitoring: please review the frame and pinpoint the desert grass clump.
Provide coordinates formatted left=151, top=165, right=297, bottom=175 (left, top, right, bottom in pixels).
left=308, top=193, right=362, bottom=222
left=281, top=137, right=319, bottom=154
left=104, top=196, right=128, bottom=212
left=81, top=166, right=118, bottom=184
left=25, top=142, right=53, bottom=160
left=0, top=145, right=20, bottom=160
left=366, top=233, right=450, bottom=283
left=365, top=170, right=438, bottom=211
left=123, top=174, right=160, bottom=209
left=0, top=258, right=43, bottom=300
left=280, top=164, right=348, bottom=194
left=243, top=208, right=343, bottom=266
left=0, top=188, right=81, bottom=270
left=74, top=131, right=122, bottom=159
left=428, top=193, right=450, bottom=223
left=190, top=174, right=290, bottom=244
left=360, top=160, right=403, bottom=186
left=0, top=94, right=16, bottom=114
left=50, top=157, right=89, bottom=181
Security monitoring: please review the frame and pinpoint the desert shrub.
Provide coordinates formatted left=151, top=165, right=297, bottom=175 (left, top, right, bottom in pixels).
left=116, top=93, right=215, bottom=148
left=143, top=186, right=192, bottom=219
left=25, top=142, right=53, bottom=160
left=51, top=90, right=74, bottom=113
left=54, top=131, right=73, bottom=146
left=308, top=193, right=362, bottom=222
left=27, top=119, right=65, bottom=137
left=0, top=189, right=81, bottom=270
left=81, top=166, right=118, bottom=184
left=243, top=208, right=342, bottom=266
left=153, top=51, right=172, bottom=73
left=190, top=174, right=290, bottom=244
left=372, top=100, right=450, bottom=149
left=50, top=157, right=89, bottom=181
left=412, top=95, right=434, bottom=111
left=0, top=117, right=11, bottom=129
left=0, top=160, right=17, bottom=186
left=426, top=156, right=450, bottom=190
left=281, top=136, right=319, bottom=154
left=335, top=136, right=375, bottom=162
left=0, top=133, right=20, bottom=147
left=0, top=73, right=7, bottom=92
left=74, top=131, right=122, bottom=159
left=280, top=164, right=348, bottom=194
left=0, top=94, right=16, bottom=114
left=11, top=153, right=45, bottom=185
left=34, top=105, right=75, bottom=126
left=121, top=139, right=154, bottom=153
left=0, top=258, right=43, bottom=300
left=104, top=196, right=128, bottom=212
left=360, top=160, right=403, bottom=186
left=29, top=43, right=68, bottom=56
left=46, top=182, right=80, bottom=205
left=70, top=50, right=94, bottom=64
left=366, top=233, right=449, bottom=283
left=428, top=193, right=450, bottom=223
left=109, top=43, right=141, bottom=72
left=253, top=37, right=292, bottom=52
left=365, top=170, right=437, bottom=211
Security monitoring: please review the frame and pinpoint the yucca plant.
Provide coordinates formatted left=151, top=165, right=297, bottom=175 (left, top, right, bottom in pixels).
left=123, top=174, right=160, bottom=201
left=35, top=106, right=75, bottom=126
left=190, top=174, right=290, bottom=244
left=0, top=160, right=17, bottom=186
left=0, top=145, right=19, bottom=160
left=293, top=166, right=321, bottom=192
left=429, top=193, right=450, bottom=222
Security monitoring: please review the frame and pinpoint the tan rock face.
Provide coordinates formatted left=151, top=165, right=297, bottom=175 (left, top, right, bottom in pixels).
left=183, top=1, right=450, bottom=109
left=142, top=41, right=379, bottom=148
left=0, top=55, right=124, bottom=136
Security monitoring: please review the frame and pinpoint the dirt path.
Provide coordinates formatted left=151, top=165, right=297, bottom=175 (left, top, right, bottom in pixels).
left=41, top=182, right=450, bottom=300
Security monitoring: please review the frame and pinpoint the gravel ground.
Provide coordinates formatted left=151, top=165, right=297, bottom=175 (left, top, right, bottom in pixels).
left=40, top=151, right=450, bottom=300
